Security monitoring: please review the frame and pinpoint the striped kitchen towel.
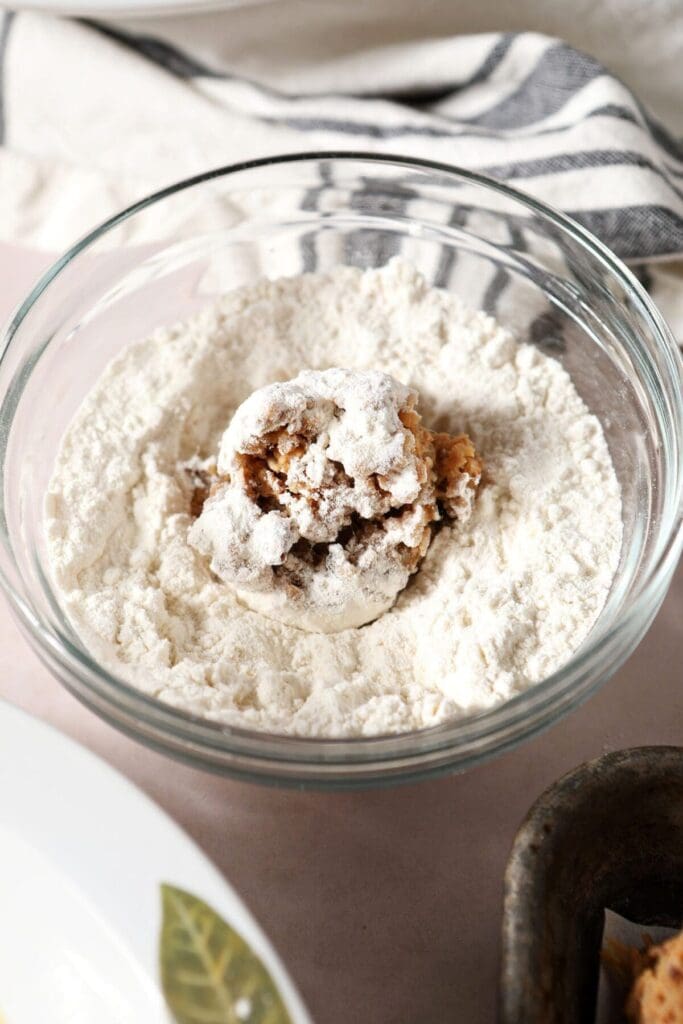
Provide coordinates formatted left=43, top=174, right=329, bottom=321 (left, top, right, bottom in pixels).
left=0, top=10, right=682, bottom=263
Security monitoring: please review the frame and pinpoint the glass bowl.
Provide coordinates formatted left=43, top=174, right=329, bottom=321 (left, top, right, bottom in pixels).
left=0, top=153, right=681, bottom=788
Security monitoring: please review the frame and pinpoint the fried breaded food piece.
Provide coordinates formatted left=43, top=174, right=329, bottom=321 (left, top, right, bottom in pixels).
left=627, top=932, right=683, bottom=1024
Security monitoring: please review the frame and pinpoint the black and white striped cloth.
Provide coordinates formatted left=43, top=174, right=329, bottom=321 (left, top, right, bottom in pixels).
left=0, top=11, right=682, bottom=265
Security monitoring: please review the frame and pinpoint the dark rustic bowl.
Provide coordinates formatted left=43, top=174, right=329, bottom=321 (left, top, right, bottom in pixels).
left=500, top=746, right=683, bottom=1023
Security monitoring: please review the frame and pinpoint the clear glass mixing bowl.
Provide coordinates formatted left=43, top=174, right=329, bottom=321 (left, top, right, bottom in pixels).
left=1, top=154, right=681, bottom=787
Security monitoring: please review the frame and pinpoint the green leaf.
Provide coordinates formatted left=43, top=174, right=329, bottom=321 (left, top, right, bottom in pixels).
left=160, top=883, right=294, bottom=1024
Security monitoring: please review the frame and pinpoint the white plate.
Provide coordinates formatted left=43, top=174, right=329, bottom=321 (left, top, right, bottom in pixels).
left=0, top=700, right=311, bottom=1024
left=10, top=0, right=270, bottom=17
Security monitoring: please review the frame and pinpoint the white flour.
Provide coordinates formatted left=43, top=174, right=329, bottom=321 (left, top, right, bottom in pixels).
left=187, top=367, right=481, bottom=633
left=45, top=260, right=623, bottom=737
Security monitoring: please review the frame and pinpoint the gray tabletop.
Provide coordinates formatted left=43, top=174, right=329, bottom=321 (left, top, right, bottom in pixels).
left=1, top=246, right=681, bottom=1024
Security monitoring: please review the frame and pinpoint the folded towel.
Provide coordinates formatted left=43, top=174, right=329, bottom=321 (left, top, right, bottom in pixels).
left=1, top=11, right=682, bottom=265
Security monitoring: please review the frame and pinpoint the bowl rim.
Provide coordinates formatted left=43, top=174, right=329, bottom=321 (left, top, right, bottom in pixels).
left=500, top=745, right=683, bottom=1022
left=1, top=151, right=682, bottom=782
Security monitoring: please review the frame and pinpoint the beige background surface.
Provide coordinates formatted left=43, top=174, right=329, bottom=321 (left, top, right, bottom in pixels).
left=1, top=245, right=681, bottom=1023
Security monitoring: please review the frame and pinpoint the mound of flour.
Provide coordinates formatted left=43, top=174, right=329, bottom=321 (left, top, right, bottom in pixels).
left=45, top=260, right=622, bottom=737
left=187, top=367, right=481, bottom=633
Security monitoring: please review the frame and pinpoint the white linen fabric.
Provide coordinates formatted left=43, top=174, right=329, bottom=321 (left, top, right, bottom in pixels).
left=1, top=10, right=683, bottom=265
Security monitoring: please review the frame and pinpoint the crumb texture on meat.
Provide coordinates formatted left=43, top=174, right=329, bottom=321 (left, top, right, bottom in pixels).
left=627, top=932, right=683, bottom=1024
left=186, top=368, right=482, bottom=632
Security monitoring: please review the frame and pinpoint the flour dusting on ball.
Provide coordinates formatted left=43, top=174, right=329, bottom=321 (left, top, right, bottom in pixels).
left=187, top=368, right=481, bottom=632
